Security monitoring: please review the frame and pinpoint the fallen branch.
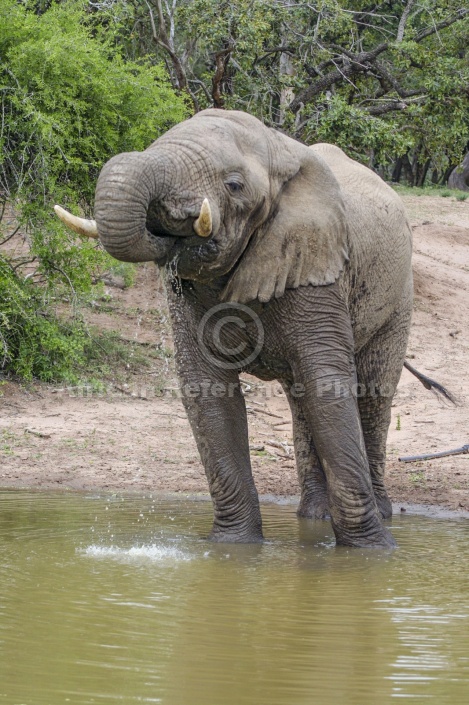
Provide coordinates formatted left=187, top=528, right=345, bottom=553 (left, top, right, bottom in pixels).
left=399, top=444, right=469, bottom=463
left=246, top=405, right=284, bottom=420
left=265, top=439, right=293, bottom=457
left=114, top=385, right=150, bottom=401
left=25, top=428, right=51, bottom=439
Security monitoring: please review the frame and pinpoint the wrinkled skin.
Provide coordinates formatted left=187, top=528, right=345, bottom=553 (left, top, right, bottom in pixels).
left=92, top=109, right=413, bottom=548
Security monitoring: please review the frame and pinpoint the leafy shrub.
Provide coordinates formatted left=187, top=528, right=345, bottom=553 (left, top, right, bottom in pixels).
left=0, top=256, right=88, bottom=382
left=0, top=0, right=188, bottom=381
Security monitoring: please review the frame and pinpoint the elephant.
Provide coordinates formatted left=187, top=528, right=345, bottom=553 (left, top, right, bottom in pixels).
left=55, top=109, right=417, bottom=549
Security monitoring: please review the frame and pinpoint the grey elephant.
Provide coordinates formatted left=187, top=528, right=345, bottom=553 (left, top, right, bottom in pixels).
left=55, top=109, right=416, bottom=549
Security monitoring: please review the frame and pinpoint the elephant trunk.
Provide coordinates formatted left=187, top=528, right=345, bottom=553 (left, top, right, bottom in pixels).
left=94, top=151, right=174, bottom=263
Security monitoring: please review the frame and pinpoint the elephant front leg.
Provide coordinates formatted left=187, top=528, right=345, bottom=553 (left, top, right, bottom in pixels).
left=169, top=288, right=262, bottom=542
left=181, top=374, right=263, bottom=543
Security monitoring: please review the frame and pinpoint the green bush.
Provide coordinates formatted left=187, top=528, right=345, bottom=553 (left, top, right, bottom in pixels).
left=0, top=0, right=188, bottom=381
left=0, top=256, right=87, bottom=382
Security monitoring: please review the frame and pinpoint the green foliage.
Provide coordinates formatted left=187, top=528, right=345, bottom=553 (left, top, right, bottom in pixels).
left=0, top=0, right=187, bottom=213
left=0, top=256, right=87, bottom=382
left=0, top=0, right=187, bottom=381
left=0, top=256, right=152, bottom=383
left=309, top=96, right=413, bottom=166
left=110, top=0, right=469, bottom=181
left=107, top=262, right=137, bottom=289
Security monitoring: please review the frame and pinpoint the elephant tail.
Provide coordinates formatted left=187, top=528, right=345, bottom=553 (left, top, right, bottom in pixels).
left=403, top=361, right=456, bottom=404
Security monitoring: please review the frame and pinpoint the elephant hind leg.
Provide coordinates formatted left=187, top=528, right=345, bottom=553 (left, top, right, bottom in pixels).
left=356, top=309, right=412, bottom=519
left=282, top=383, right=329, bottom=519
left=357, top=392, right=393, bottom=519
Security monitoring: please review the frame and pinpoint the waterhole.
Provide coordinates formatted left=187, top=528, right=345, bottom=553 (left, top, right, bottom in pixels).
left=0, top=490, right=468, bottom=704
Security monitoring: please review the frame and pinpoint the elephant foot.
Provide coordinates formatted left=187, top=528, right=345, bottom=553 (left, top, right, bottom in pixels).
left=334, top=523, right=397, bottom=549
left=297, top=494, right=330, bottom=520
left=209, top=525, right=264, bottom=544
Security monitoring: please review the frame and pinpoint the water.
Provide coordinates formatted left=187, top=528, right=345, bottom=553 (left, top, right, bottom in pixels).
left=0, top=491, right=468, bottom=705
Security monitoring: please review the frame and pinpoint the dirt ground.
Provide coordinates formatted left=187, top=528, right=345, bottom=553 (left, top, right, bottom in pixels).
left=1, top=192, right=468, bottom=513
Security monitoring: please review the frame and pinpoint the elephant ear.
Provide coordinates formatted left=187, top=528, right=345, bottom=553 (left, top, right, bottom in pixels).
left=222, top=141, right=349, bottom=304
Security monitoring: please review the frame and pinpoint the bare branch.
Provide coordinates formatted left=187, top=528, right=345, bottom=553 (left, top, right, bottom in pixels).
left=253, top=45, right=295, bottom=66
left=49, top=264, right=77, bottom=302
left=188, top=78, right=212, bottom=103
left=288, top=7, right=468, bottom=115
left=144, top=0, right=199, bottom=112
left=0, top=225, right=20, bottom=248
left=397, top=0, right=416, bottom=43
left=211, top=46, right=234, bottom=109
left=373, top=60, right=423, bottom=98
left=289, top=43, right=388, bottom=113
left=366, top=100, right=408, bottom=116
left=414, top=8, right=469, bottom=43
left=11, top=257, right=36, bottom=273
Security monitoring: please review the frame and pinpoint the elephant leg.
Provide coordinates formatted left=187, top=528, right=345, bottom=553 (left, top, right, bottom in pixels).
left=281, top=285, right=395, bottom=548
left=282, top=383, right=329, bottom=519
left=357, top=392, right=393, bottom=519
left=181, top=378, right=263, bottom=542
left=169, top=292, right=263, bottom=543
left=356, top=308, right=412, bottom=520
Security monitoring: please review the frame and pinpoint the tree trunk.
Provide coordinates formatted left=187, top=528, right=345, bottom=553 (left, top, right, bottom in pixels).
left=440, top=165, right=456, bottom=185
left=391, top=157, right=403, bottom=183
left=401, top=153, right=415, bottom=185
left=416, top=158, right=431, bottom=187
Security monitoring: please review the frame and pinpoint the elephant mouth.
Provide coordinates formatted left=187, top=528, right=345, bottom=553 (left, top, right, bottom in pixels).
left=144, top=199, right=219, bottom=267
left=160, top=235, right=220, bottom=270
left=146, top=200, right=197, bottom=239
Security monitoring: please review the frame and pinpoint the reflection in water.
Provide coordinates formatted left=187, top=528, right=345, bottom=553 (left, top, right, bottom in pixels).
left=0, top=491, right=468, bottom=705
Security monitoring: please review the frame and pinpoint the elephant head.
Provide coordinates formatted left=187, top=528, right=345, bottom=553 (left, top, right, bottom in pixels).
left=56, top=110, right=349, bottom=303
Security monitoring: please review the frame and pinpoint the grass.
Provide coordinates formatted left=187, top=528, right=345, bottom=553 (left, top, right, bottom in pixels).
left=409, top=471, right=426, bottom=485
left=79, top=329, right=163, bottom=383
left=392, top=184, right=468, bottom=200
left=0, top=429, right=24, bottom=455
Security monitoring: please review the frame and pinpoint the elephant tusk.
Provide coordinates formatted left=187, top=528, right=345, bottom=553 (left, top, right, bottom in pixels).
left=54, top=205, right=99, bottom=239
left=193, top=198, right=212, bottom=238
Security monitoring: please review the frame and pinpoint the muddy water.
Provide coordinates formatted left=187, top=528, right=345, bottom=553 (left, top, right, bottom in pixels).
left=0, top=491, right=468, bottom=705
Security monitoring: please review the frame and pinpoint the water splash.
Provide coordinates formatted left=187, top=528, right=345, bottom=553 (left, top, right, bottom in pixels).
left=80, top=543, right=192, bottom=562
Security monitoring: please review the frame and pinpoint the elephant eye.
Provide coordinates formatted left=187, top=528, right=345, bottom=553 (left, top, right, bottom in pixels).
left=225, top=180, right=244, bottom=194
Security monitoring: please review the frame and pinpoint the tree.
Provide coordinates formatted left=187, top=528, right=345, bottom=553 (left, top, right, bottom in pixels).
left=101, top=0, right=469, bottom=181
left=0, top=0, right=187, bottom=380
